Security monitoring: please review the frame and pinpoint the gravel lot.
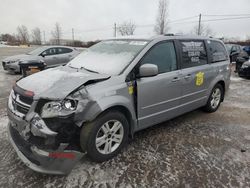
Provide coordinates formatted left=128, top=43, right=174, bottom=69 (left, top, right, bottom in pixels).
left=0, top=47, right=249, bottom=187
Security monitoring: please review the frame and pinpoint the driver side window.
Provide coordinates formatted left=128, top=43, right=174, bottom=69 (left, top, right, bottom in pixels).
left=140, top=41, right=177, bottom=74
left=231, top=46, right=236, bottom=53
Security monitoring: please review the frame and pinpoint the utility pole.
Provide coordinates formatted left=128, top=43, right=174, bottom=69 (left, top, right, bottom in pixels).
left=72, top=28, right=75, bottom=46
left=114, top=23, right=117, bottom=37
left=43, top=31, right=46, bottom=45
left=198, top=14, right=201, bottom=36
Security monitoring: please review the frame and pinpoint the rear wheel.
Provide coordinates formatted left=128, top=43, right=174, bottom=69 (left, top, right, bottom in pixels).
left=203, top=84, right=224, bottom=113
left=80, top=110, right=129, bottom=162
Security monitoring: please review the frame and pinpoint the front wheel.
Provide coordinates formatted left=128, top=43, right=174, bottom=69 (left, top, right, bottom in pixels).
left=203, top=84, right=224, bottom=113
left=80, top=111, right=129, bottom=162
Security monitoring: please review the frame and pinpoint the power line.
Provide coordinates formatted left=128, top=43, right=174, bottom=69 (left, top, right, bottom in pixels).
left=202, top=16, right=250, bottom=23
left=169, top=15, right=199, bottom=23
left=203, top=14, right=250, bottom=17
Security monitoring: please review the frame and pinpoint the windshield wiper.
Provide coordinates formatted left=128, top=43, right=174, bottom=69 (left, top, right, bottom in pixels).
left=80, top=67, right=99, bottom=74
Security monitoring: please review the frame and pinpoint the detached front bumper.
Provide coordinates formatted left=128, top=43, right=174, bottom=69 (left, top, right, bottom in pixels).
left=7, top=107, right=85, bottom=175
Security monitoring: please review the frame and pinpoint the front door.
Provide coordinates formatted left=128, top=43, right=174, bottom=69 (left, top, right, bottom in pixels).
left=42, top=48, right=59, bottom=67
left=136, top=41, right=182, bottom=129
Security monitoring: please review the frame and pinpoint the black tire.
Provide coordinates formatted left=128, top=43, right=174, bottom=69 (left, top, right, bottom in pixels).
left=80, top=110, right=129, bottom=162
left=203, top=84, right=224, bottom=113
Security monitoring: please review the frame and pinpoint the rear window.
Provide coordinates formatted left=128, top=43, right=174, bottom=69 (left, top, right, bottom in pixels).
left=207, top=40, right=228, bottom=63
left=180, top=40, right=208, bottom=68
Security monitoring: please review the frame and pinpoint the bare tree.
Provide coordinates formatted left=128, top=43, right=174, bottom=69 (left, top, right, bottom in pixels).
left=32, top=27, right=42, bottom=45
left=17, top=25, right=29, bottom=44
left=51, top=22, right=62, bottom=45
left=246, top=35, right=250, bottom=42
left=118, top=21, right=136, bottom=36
left=0, top=33, right=17, bottom=44
left=191, top=23, right=214, bottom=37
left=154, top=0, right=170, bottom=34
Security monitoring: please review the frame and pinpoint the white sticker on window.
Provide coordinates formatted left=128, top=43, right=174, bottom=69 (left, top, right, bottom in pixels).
left=129, top=41, right=147, bottom=46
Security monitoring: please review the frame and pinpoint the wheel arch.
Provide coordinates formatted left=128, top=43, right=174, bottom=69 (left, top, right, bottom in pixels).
left=216, top=80, right=225, bottom=101
left=96, top=105, right=136, bottom=138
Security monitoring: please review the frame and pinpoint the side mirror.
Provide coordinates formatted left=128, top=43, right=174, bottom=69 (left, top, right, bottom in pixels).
left=139, top=64, right=158, bottom=78
left=40, top=53, right=46, bottom=57
left=230, top=50, right=238, bottom=56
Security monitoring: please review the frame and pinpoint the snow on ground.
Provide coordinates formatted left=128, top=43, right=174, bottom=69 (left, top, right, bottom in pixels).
left=0, top=115, right=8, bottom=135
left=230, top=76, right=245, bottom=82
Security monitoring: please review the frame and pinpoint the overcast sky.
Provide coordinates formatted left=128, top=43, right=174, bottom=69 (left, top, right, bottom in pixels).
left=0, top=0, right=250, bottom=41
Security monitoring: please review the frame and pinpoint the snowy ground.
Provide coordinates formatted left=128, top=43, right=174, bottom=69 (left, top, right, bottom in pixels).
left=0, top=47, right=250, bottom=187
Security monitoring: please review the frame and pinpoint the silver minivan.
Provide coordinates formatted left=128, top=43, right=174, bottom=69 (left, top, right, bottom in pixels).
left=7, top=35, right=231, bottom=174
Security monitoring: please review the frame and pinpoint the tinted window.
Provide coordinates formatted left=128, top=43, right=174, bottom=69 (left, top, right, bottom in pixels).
left=140, top=42, right=177, bottom=73
left=58, top=47, right=73, bottom=54
left=42, top=48, right=57, bottom=56
left=232, top=46, right=237, bottom=52
left=208, top=40, right=228, bottom=62
left=237, top=46, right=241, bottom=52
left=180, top=40, right=207, bottom=68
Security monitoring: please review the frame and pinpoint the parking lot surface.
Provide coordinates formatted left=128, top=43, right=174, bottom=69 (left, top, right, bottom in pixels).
left=0, top=47, right=249, bottom=187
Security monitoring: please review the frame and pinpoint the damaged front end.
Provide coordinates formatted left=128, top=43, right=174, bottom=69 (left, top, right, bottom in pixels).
left=7, top=77, right=104, bottom=174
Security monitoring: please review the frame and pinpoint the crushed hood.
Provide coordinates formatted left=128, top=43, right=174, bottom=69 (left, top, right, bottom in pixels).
left=16, top=66, right=110, bottom=99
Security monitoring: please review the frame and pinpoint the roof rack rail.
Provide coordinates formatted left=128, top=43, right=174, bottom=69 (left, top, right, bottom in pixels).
left=164, top=33, right=174, bottom=36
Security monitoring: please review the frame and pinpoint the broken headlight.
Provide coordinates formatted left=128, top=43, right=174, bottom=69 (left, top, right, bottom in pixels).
left=41, top=99, right=78, bottom=118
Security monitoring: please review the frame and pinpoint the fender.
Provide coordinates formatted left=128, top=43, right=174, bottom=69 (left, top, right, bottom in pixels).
left=207, top=74, right=226, bottom=100
left=74, top=95, right=138, bottom=133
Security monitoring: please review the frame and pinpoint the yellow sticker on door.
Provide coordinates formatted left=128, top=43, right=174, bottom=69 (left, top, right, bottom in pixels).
left=195, top=72, right=204, bottom=86
left=128, top=85, right=134, bottom=95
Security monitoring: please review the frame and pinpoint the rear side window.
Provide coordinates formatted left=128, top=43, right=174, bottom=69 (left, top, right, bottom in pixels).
left=140, top=41, right=177, bottom=74
left=180, top=40, right=207, bottom=68
left=207, top=40, right=228, bottom=63
left=57, top=48, right=73, bottom=54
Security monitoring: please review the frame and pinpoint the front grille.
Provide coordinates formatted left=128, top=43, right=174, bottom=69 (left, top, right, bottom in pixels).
left=11, top=90, right=33, bottom=115
left=16, top=102, right=29, bottom=114
left=19, top=95, right=33, bottom=105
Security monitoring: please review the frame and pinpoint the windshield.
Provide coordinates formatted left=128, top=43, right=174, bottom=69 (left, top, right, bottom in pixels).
left=225, top=44, right=233, bottom=53
left=68, top=40, right=148, bottom=75
left=26, top=47, right=46, bottom=55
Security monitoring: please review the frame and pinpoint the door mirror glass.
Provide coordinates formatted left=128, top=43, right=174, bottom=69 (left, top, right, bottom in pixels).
left=139, top=64, right=158, bottom=77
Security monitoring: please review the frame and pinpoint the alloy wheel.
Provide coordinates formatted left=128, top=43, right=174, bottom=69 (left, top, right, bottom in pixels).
left=95, top=120, right=124, bottom=154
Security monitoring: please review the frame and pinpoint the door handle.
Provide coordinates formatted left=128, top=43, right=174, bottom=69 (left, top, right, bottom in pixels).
left=184, top=74, right=191, bottom=79
left=172, top=77, right=180, bottom=82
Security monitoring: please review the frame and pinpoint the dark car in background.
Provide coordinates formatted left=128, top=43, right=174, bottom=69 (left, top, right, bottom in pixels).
left=2, top=46, right=81, bottom=73
left=225, top=44, right=249, bottom=63
left=238, top=59, right=250, bottom=78
left=243, top=46, right=250, bottom=56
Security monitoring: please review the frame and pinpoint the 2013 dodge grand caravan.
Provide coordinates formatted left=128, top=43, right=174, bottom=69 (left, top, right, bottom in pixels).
left=7, top=35, right=231, bottom=174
